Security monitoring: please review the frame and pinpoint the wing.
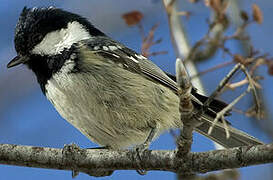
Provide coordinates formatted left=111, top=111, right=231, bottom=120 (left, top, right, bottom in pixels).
left=80, top=37, right=263, bottom=148
left=81, top=37, right=219, bottom=113
left=82, top=36, right=178, bottom=92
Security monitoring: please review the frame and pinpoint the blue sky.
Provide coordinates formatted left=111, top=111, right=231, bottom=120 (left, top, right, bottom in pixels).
left=0, top=0, right=273, bottom=179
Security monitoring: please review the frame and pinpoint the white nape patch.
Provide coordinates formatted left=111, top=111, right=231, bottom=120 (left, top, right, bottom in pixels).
left=32, top=21, right=91, bottom=56
left=128, top=56, right=139, bottom=63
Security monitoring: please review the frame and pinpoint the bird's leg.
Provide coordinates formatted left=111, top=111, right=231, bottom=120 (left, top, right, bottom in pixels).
left=134, top=123, right=159, bottom=175
left=136, top=124, right=158, bottom=152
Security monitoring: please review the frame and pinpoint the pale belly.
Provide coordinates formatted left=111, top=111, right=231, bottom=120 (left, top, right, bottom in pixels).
left=45, top=66, right=180, bottom=149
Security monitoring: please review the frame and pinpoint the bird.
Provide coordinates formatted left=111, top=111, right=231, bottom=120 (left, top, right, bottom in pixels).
left=7, top=7, right=263, bottom=150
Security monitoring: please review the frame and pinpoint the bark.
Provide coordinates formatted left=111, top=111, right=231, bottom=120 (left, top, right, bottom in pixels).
left=0, top=143, right=272, bottom=176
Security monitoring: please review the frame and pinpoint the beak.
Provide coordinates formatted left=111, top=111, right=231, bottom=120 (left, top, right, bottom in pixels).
left=7, top=55, right=30, bottom=68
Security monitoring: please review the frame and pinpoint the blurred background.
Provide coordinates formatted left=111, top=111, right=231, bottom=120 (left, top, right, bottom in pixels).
left=0, top=0, right=272, bottom=179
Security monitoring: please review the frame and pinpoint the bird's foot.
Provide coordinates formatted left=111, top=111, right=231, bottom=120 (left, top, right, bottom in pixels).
left=62, top=143, right=81, bottom=178
left=62, top=143, right=114, bottom=177
left=134, top=143, right=149, bottom=175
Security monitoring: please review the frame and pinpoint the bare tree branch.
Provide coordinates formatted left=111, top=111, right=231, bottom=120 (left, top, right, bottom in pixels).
left=0, top=143, right=273, bottom=176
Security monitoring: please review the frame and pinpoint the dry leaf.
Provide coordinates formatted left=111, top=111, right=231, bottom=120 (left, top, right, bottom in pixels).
left=252, top=4, right=263, bottom=24
left=122, top=11, right=143, bottom=26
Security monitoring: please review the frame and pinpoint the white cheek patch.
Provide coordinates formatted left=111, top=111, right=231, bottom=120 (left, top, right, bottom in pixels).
left=32, top=21, right=91, bottom=56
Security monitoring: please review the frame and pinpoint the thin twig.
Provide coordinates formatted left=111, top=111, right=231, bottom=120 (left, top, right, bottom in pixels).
left=208, top=86, right=250, bottom=137
left=191, top=60, right=234, bottom=79
left=162, top=0, right=205, bottom=92
left=226, top=76, right=262, bottom=90
left=203, top=63, right=241, bottom=108
left=207, top=63, right=261, bottom=136
left=240, top=64, right=262, bottom=118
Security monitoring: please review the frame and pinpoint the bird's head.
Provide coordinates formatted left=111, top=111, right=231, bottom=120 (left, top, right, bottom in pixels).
left=7, top=6, right=104, bottom=68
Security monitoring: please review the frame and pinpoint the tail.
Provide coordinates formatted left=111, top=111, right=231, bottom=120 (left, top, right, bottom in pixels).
left=193, top=91, right=263, bottom=148
left=165, top=72, right=263, bottom=148
left=195, top=116, right=263, bottom=148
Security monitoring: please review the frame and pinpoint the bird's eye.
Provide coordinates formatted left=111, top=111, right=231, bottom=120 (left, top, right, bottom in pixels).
left=31, top=33, right=43, bottom=44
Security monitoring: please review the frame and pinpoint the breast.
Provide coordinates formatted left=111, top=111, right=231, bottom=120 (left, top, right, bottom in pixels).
left=45, top=60, right=180, bottom=149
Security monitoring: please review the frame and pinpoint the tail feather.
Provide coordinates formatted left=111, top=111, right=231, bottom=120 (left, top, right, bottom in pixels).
left=195, top=115, right=263, bottom=148
left=192, top=90, right=263, bottom=148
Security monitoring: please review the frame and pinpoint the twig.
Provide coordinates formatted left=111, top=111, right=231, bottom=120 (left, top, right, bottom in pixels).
left=162, top=0, right=205, bottom=92
left=207, top=63, right=261, bottom=136
left=239, top=64, right=262, bottom=118
left=191, top=60, right=234, bottom=79
left=226, top=76, right=262, bottom=90
left=203, top=63, right=241, bottom=108
left=163, top=2, right=205, bottom=178
left=208, top=86, right=250, bottom=137
left=176, top=58, right=199, bottom=157
left=141, top=23, right=160, bottom=57
left=187, top=0, right=229, bottom=63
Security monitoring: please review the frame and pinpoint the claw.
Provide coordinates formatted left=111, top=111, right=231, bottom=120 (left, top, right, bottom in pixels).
left=62, top=144, right=114, bottom=177
left=62, top=143, right=81, bottom=178
left=134, top=124, right=159, bottom=175
left=134, top=143, right=149, bottom=175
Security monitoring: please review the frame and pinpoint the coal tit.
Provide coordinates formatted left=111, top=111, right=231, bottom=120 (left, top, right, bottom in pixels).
left=7, top=7, right=262, bottom=149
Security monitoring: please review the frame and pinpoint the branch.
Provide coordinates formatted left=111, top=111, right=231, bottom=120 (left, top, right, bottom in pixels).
left=162, top=0, right=205, bottom=92
left=176, top=58, right=196, bottom=157
left=0, top=143, right=273, bottom=176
